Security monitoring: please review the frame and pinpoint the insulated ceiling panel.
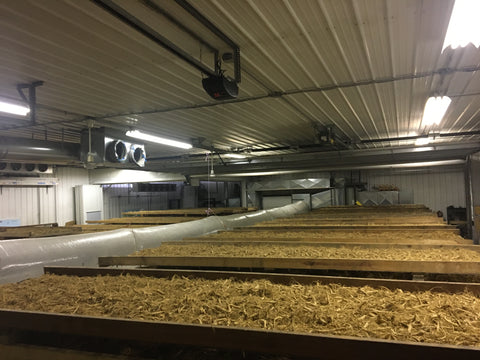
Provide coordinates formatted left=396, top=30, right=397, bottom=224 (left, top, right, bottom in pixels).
left=0, top=0, right=479, bottom=173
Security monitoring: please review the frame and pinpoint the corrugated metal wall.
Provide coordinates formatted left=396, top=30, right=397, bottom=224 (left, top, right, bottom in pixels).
left=362, top=169, right=466, bottom=216
left=0, top=167, right=89, bottom=226
left=0, top=186, right=40, bottom=225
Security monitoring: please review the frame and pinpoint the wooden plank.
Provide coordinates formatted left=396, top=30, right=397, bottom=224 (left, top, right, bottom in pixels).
left=182, top=236, right=461, bottom=245
left=0, top=226, right=82, bottom=239
left=229, top=227, right=460, bottom=233
left=248, top=225, right=454, bottom=230
left=122, top=207, right=253, bottom=217
left=274, top=217, right=445, bottom=224
left=98, top=256, right=480, bottom=275
left=164, top=240, right=480, bottom=251
left=72, top=224, right=156, bottom=232
left=0, top=309, right=478, bottom=359
left=0, top=222, right=58, bottom=230
left=0, top=344, right=135, bottom=360
left=44, top=266, right=480, bottom=295
left=86, top=217, right=197, bottom=225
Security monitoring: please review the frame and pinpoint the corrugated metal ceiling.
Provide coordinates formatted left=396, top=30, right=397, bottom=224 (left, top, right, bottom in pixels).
left=0, top=0, right=479, bottom=172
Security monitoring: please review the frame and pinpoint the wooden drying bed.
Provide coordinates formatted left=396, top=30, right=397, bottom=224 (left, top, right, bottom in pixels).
left=0, top=224, right=82, bottom=239
left=270, top=217, right=445, bottom=224
left=183, top=235, right=462, bottom=245
left=69, top=224, right=157, bottom=233
left=122, top=207, right=255, bottom=217
left=135, top=242, right=480, bottom=261
left=164, top=240, right=478, bottom=250
left=98, top=255, right=480, bottom=276
left=86, top=217, right=199, bottom=225
left=240, top=223, right=459, bottom=234
left=0, top=267, right=479, bottom=359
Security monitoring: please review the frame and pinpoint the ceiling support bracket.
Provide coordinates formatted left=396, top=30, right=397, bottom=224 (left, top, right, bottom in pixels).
left=16, top=81, right=44, bottom=125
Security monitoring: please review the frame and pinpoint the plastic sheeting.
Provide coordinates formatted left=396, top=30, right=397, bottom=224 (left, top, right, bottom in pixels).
left=0, top=200, right=310, bottom=284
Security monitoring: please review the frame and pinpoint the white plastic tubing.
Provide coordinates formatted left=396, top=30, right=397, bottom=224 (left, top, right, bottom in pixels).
left=0, top=200, right=309, bottom=284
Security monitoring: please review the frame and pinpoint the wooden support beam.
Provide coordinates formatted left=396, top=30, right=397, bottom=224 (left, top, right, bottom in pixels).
left=97, top=256, right=480, bottom=275
left=0, top=309, right=478, bottom=360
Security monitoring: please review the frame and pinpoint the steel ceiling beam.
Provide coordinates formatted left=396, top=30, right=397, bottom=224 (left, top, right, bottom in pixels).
left=3, top=65, right=479, bottom=132
left=92, top=0, right=217, bottom=77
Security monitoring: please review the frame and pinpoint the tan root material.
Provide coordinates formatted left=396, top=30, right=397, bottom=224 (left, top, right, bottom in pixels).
left=133, top=244, right=480, bottom=261
left=206, top=230, right=463, bottom=240
left=1, top=274, right=479, bottom=347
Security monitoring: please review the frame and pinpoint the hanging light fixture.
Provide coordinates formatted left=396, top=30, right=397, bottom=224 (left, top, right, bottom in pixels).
left=442, top=0, right=480, bottom=51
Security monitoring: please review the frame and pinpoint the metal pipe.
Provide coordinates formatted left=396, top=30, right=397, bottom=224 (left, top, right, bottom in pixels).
left=141, top=0, right=217, bottom=54
left=5, top=65, right=480, bottom=132
left=360, top=130, right=480, bottom=144
left=92, top=0, right=217, bottom=77
left=174, top=0, right=241, bottom=83
left=0, top=137, right=80, bottom=163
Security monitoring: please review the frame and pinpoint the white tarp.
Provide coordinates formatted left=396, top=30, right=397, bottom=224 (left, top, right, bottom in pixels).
left=0, top=200, right=309, bottom=284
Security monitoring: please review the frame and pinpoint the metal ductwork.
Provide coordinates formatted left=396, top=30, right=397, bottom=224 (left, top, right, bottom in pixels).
left=0, top=137, right=80, bottom=164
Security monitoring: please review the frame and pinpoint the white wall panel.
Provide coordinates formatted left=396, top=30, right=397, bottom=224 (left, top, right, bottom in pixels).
left=55, top=167, right=90, bottom=225
left=0, top=167, right=89, bottom=226
left=0, top=185, right=41, bottom=226
left=363, top=169, right=466, bottom=217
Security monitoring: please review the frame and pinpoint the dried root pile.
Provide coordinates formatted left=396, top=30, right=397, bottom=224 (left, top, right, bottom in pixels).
left=133, top=244, right=480, bottom=261
left=207, top=230, right=463, bottom=241
left=1, top=274, right=479, bottom=347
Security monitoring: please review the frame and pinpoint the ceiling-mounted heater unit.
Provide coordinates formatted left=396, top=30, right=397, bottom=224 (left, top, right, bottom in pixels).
left=202, top=75, right=238, bottom=100
left=80, top=127, right=146, bottom=168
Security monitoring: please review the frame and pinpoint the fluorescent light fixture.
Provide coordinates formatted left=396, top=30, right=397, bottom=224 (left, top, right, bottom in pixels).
left=415, top=137, right=430, bottom=146
left=0, top=101, right=30, bottom=116
left=442, top=0, right=480, bottom=51
left=125, top=130, right=192, bottom=149
left=413, top=145, right=434, bottom=152
left=224, top=153, right=246, bottom=159
left=421, top=96, right=451, bottom=127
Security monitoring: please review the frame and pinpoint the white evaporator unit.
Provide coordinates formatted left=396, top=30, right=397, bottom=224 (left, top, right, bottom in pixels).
left=75, top=185, right=104, bottom=225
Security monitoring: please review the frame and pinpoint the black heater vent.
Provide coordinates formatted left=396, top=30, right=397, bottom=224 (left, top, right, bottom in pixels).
left=202, top=75, right=238, bottom=100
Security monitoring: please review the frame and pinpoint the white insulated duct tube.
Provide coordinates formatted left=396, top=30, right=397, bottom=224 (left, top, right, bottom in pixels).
left=0, top=200, right=310, bottom=284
